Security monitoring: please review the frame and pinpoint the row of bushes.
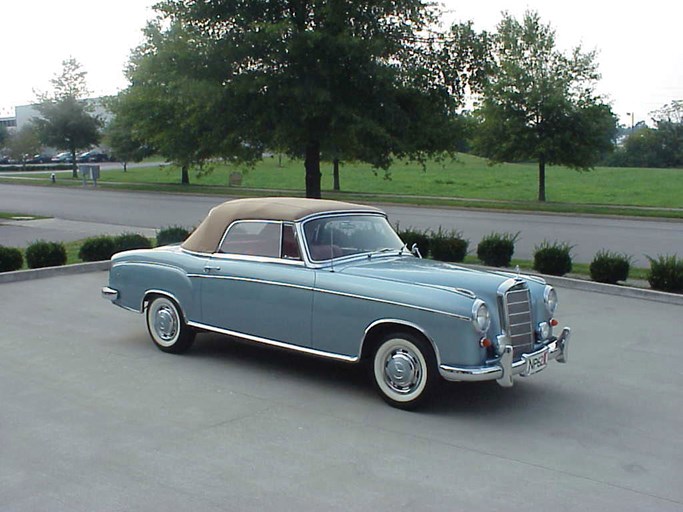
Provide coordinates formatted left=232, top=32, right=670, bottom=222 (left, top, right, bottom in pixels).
left=396, top=226, right=683, bottom=294
left=1, top=225, right=681, bottom=294
left=0, top=226, right=191, bottom=272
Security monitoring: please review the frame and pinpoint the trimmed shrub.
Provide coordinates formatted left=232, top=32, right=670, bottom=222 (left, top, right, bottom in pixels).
left=647, top=254, right=683, bottom=293
left=113, top=232, right=153, bottom=253
left=25, top=240, right=67, bottom=269
left=0, top=246, right=23, bottom=272
left=589, top=250, right=631, bottom=284
left=79, top=236, right=116, bottom=262
left=533, top=241, right=573, bottom=276
left=477, top=232, right=519, bottom=267
left=430, top=228, right=469, bottom=263
left=156, top=225, right=191, bottom=246
left=395, top=225, right=430, bottom=257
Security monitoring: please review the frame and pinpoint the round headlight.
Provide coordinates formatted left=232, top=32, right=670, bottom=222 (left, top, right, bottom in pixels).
left=472, top=300, right=491, bottom=333
left=544, top=286, right=558, bottom=316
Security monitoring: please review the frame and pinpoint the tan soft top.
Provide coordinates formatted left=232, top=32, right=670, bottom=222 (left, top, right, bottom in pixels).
left=181, top=197, right=383, bottom=253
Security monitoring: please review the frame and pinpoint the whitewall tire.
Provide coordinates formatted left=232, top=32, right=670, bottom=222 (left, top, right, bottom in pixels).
left=372, top=332, right=437, bottom=409
left=146, top=296, right=195, bottom=354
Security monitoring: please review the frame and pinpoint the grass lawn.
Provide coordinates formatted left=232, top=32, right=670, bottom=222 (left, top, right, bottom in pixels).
left=3, top=154, right=681, bottom=218
left=90, top=153, right=683, bottom=208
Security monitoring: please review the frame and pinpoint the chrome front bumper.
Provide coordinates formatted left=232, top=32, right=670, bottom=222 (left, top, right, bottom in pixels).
left=101, top=286, right=119, bottom=301
left=439, top=327, right=571, bottom=387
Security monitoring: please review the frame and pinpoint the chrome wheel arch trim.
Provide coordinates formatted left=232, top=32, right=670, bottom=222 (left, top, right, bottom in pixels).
left=361, top=318, right=443, bottom=366
left=186, top=321, right=359, bottom=363
left=141, top=289, right=187, bottom=322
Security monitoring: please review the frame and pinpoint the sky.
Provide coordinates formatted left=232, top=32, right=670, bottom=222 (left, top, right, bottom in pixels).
left=1, top=0, right=681, bottom=127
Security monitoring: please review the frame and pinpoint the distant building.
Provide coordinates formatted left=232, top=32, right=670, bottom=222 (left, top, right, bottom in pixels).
left=15, top=97, right=112, bottom=131
left=0, top=116, right=16, bottom=130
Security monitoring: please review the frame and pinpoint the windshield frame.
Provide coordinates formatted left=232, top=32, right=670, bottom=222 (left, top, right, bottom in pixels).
left=301, top=212, right=406, bottom=264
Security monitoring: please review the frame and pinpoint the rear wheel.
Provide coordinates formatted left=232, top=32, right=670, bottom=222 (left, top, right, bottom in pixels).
left=371, top=332, right=438, bottom=410
left=146, top=296, right=195, bottom=354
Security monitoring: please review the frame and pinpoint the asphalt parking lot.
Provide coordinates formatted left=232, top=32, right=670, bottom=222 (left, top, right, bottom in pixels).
left=1, top=271, right=681, bottom=511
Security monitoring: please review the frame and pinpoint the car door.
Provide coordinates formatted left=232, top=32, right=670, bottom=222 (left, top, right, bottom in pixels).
left=200, top=221, right=314, bottom=347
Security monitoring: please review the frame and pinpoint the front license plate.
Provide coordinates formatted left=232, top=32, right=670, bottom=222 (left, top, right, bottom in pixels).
left=523, top=349, right=549, bottom=376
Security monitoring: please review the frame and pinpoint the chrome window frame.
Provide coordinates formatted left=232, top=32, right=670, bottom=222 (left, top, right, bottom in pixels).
left=217, top=219, right=283, bottom=258
left=299, top=211, right=403, bottom=267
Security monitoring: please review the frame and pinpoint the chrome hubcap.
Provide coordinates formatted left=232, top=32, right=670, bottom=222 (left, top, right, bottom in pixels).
left=155, top=306, right=178, bottom=341
left=384, top=349, right=421, bottom=394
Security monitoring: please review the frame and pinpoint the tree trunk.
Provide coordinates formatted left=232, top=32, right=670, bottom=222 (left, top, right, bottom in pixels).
left=305, top=140, right=321, bottom=199
left=538, top=155, right=546, bottom=202
left=333, top=158, right=340, bottom=191
left=181, top=164, right=190, bottom=185
left=70, top=147, right=78, bottom=178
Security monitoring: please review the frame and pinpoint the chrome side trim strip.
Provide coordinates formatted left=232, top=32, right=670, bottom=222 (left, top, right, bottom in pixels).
left=187, top=275, right=470, bottom=321
left=187, top=274, right=314, bottom=292
left=315, top=288, right=470, bottom=321
left=112, top=261, right=185, bottom=273
left=187, top=321, right=359, bottom=363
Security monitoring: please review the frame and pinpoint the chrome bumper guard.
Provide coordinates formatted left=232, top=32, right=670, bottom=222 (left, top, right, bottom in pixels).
left=101, top=286, right=119, bottom=301
left=439, top=327, right=571, bottom=387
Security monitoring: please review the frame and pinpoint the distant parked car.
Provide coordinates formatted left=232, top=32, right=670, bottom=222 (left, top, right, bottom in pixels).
left=77, top=150, right=111, bottom=163
left=51, top=151, right=73, bottom=163
left=26, top=154, right=53, bottom=164
left=102, top=197, right=571, bottom=409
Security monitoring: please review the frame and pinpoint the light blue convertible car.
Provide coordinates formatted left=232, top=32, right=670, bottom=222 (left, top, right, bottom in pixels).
left=102, top=197, right=570, bottom=409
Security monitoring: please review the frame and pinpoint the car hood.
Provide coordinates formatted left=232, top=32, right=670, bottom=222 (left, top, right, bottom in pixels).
left=336, top=256, right=542, bottom=299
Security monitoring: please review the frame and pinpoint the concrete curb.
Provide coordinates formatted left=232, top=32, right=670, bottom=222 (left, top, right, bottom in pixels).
left=1, top=259, right=681, bottom=305
left=0, top=261, right=110, bottom=284
left=543, top=274, right=683, bottom=306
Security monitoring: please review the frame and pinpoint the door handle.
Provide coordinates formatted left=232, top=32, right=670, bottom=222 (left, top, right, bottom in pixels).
left=203, top=265, right=221, bottom=273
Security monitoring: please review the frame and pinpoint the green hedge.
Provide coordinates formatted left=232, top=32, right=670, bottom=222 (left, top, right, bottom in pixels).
left=25, top=240, right=67, bottom=269
left=477, top=232, right=519, bottom=267
left=647, top=255, right=683, bottom=293
left=533, top=241, right=573, bottom=276
left=590, top=250, right=631, bottom=284
left=0, top=246, right=23, bottom=272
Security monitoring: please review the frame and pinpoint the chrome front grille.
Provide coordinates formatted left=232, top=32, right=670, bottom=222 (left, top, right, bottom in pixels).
left=502, top=284, right=534, bottom=359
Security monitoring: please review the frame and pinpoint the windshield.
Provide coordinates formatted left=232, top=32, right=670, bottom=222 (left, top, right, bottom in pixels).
left=303, top=214, right=404, bottom=262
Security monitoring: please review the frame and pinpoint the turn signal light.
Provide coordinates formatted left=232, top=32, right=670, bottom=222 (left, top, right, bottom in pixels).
left=550, top=319, right=559, bottom=327
left=480, top=338, right=492, bottom=348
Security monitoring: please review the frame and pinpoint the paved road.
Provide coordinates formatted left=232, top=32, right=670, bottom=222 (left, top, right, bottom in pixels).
left=0, top=271, right=681, bottom=511
left=0, top=183, right=681, bottom=266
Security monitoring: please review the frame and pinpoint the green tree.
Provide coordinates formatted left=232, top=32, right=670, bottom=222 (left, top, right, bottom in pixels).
left=6, top=126, right=41, bottom=169
left=474, top=11, right=617, bottom=201
left=118, top=0, right=480, bottom=196
left=0, top=124, right=8, bottom=149
left=33, top=58, right=102, bottom=178
left=103, top=97, right=153, bottom=172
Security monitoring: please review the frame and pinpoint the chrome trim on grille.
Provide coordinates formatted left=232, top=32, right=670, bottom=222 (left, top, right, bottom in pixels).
left=497, top=279, right=534, bottom=360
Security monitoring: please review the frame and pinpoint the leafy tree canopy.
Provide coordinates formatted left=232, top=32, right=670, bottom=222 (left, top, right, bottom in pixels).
left=473, top=11, right=617, bottom=201
left=6, top=126, right=41, bottom=166
left=0, top=124, right=8, bottom=148
left=116, top=0, right=486, bottom=195
left=34, top=58, right=101, bottom=177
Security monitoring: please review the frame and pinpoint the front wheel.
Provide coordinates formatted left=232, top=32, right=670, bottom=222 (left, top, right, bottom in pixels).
left=146, top=296, right=195, bottom=354
left=372, top=332, right=438, bottom=410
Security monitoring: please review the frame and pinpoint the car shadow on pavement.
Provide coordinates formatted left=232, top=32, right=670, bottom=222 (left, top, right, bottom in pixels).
left=181, top=331, right=576, bottom=419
